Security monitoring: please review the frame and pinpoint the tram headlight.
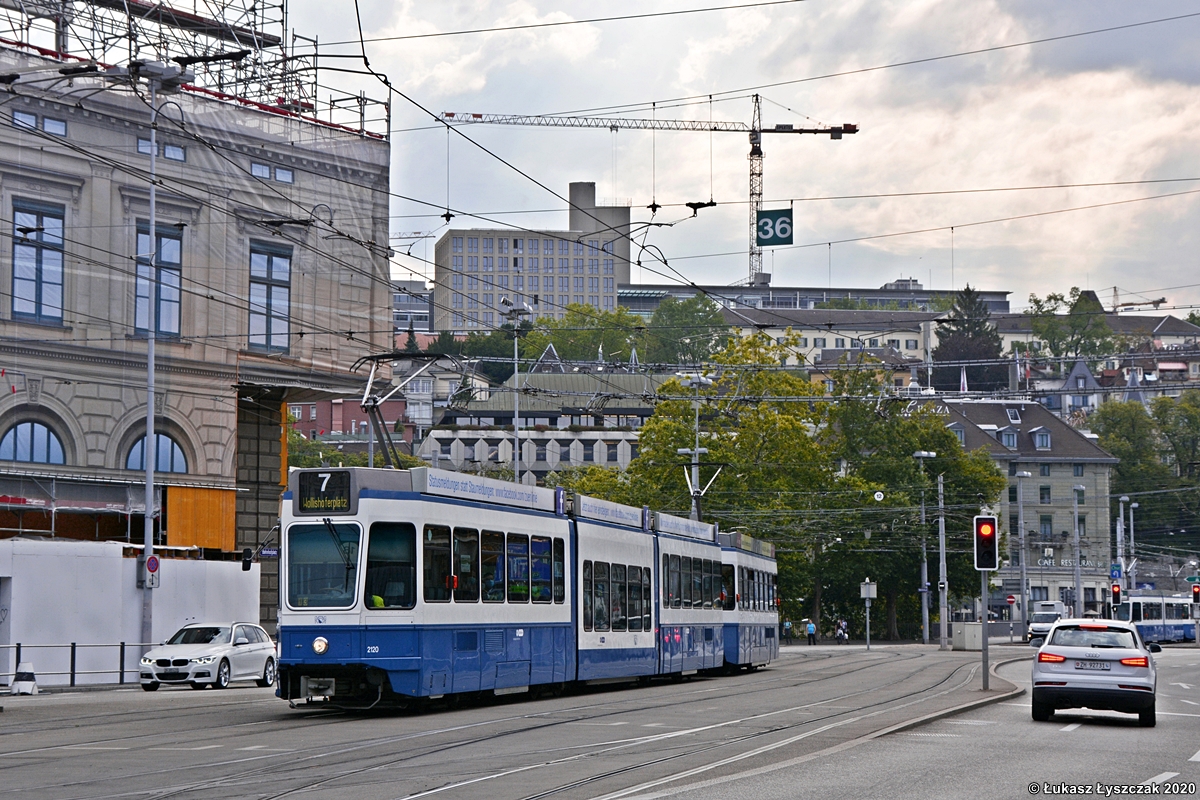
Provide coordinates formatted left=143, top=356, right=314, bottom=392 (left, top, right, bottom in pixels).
left=312, top=636, right=329, bottom=655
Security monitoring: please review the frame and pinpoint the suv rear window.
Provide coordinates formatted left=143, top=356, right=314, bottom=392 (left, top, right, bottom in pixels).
left=1049, top=625, right=1137, bottom=649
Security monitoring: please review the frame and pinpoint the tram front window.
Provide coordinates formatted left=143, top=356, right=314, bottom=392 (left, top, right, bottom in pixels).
left=365, top=522, right=416, bottom=609
left=287, top=523, right=360, bottom=608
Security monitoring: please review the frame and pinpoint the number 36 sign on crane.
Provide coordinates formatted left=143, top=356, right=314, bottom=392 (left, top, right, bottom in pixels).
left=756, top=209, right=793, bottom=247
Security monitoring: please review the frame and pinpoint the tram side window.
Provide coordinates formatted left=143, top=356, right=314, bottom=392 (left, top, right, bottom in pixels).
left=364, top=522, right=416, bottom=609
left=553, top=538, right=566, bottom=603
left=481, top=531, right=506, bottom=602
left=594, top=561, right=610, bottom=631
left=531, top=536, right=553, bottom=603
left=643, top=569, right=652, bottom=630
left=686, top=556, right=696, bottom=606
left=662, top=554, right=670, bottom=605
left=721, top=564, right=735, bottom=610
left=1131, top=602, right=1142, bottom=622
left=670, top=554, right=682, bottom=609
left=1142, top=602, right=1162, bottom=620
left=738, top=567, right=746, bottom=610
left=1114, top=602, right=1131, bottom=621
left=771, top=573, right=778, bottom=609
left=702, top=559, right=713, bottom=609
left=692, top=559, right=703, bottom=610
left=612, top=564, right=627, bottom=631
left=423, top=525, right=452, bottom=602
left=583, top=561, right=593, bottom=631
left=453, top=527, right=480, bottom=603
left=1166, top=602, right=1189, bottom=620
left=628, top=566, right=643, bottom=631
left=507, top=534, right=530, bottom=603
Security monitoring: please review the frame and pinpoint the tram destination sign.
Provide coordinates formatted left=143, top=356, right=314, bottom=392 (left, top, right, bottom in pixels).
left=653, top=511, right=717, bottom=542
left=412, top=467, right=557, bottom=512
left=297, top=470, right=352, bottom=515
left=572, top=494, right=644, bottom=528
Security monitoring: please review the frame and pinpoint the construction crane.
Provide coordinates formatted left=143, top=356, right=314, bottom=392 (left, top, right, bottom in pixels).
left=441, top=95, right=856, bottom=284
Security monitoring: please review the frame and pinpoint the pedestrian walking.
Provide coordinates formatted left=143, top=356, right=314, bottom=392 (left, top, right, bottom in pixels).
left=783, top=619, right=793, bottom=644
left=806, top=619, right=816, bottom=646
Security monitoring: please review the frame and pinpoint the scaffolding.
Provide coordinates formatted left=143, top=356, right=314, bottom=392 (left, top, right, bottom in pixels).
left=0, top=0, right=388, bottom=136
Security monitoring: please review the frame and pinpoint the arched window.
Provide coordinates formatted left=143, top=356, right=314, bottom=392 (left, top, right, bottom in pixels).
left=126, top=433, right=188, bottom=473
left=0, top=421, right=65, bottom=464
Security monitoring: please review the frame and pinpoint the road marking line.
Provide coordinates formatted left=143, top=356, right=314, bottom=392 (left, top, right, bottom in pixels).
left=1170, top=682, right=1193, bottom=690
left=944, top=720, right=997, bottom=725
left=1189, top=749, right=1200, bottom=762
left=64, top=746, right=131, bottom=750
left=1144, top=773, right=1179, bottom=785
left=237, top=745, right=267, bottom=750
left=568, top=722, right=628, bottom=726
left=901, top=732, right=961, bottom=737
left=1059, top=723, right=1081, bottom=731
left=1182, top=700, right=1199, bottom=706
left=148, top=745, right=223, bottom=751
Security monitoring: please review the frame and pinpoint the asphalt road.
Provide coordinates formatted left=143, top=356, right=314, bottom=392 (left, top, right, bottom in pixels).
left=0, top=644, right=1016, bottom=800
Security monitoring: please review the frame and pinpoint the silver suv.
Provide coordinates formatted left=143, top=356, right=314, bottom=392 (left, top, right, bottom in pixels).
left=1030, top=619, right=1159, bottom=727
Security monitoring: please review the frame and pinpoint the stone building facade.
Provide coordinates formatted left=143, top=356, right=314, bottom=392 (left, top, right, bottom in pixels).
left=0, top=44, right=392, bottom=629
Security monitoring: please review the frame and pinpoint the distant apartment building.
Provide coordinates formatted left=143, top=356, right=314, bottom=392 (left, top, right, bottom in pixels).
left=621, top=278, right=1009, bottom=317
left=722, top=307, right=941, bottom=367
left=393, top=279, right=433, bottom=333
left=433, top=183, right=630, bottom=332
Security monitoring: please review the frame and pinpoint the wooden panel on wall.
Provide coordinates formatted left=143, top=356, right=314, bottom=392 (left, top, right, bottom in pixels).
left=166, top=486, right=237, bottom=551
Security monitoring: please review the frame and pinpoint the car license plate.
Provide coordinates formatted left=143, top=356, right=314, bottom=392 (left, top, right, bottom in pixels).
left=1073, top=660, right=1110, bottom=670
left=159, top=671, right=184, bottom=679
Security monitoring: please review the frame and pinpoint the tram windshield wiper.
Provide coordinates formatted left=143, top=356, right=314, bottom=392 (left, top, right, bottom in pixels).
left=321, top=517, right=355, bottom=590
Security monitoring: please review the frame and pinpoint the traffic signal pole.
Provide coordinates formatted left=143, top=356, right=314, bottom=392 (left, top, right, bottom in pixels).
left=981, top=569, right=989, bottom=691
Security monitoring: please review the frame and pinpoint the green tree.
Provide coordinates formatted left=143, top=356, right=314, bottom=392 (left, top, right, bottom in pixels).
left=1027, top=288, right=1114, bottom=361
left=425, top=330, right=464, bottom=356
left=556, top=331, right=1006, bottom=640
left=402, top=322, right=420, bottom=353
left=641, top=295, right=729, bottom=366
left=931, top=285, right=1007, bottom=392
left=522, top=304, right=645, bottom=364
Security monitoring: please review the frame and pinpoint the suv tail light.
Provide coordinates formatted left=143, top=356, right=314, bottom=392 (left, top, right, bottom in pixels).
left=1119, top=656, right=1149, bottom=668
left=1037, top=652, right=1066, bottom=663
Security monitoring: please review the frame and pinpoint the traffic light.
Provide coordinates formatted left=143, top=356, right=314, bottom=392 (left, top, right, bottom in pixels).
left=1193, top=583, right=1199, bottom=604
left=973, top=515, right=999, bottom=571
left=1111, top=583, right=1121, bottom=608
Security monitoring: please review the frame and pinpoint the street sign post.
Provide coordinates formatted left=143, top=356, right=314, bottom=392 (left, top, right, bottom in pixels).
left=1111, top=565, right=1123, bottom=580
left=861, top=579, right=876, bottom=652
left=144, top=554, right=159, bottom=589
left=756, top=209, right=793, bottom=246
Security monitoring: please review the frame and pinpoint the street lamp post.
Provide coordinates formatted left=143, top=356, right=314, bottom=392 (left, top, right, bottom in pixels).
left=1016, top=471, right=1032, bottom=636
left=501, top=297, right=530, bottom=484
left=1129, top=502, right=1139, bottom=591
left=677, top=375, right=711, bottom=521
left=1073, top=484, right=1086, bottom=616
left=102, top=61, right=193, bottom=653
left=938, top=473, right=948, bottom=650
left=1118, top=495, right=1128, bottom=594
left=913, top=451, right=936, bottom=645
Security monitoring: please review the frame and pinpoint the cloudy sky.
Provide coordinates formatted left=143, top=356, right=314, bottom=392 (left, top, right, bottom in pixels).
left=289, top=1, right=1200, bottom=314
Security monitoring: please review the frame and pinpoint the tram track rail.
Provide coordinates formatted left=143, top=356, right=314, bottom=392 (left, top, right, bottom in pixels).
left=2, top=648, right=967, bottom=800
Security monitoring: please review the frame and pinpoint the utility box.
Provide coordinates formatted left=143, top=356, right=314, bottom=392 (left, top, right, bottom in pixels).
left=952, top=622, right=983, bottom=651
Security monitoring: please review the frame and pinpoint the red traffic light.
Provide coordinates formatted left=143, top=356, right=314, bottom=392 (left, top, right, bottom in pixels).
left=1193, top=583, right=1199, bottom=603
left=973, top=515, right=999, bottom=571
left=1111, top=583, right=1121, bottom=606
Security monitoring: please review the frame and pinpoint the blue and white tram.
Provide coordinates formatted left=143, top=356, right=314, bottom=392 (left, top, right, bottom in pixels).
left=719, top=532, right=779, bottom=670
left=1114, top=593, right=1196, bottom=643
left=276, top=466, right=778, bottom=707
left=655, top=512, right=725, bottom=675
left=574, top=495, right=657, bottom=680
